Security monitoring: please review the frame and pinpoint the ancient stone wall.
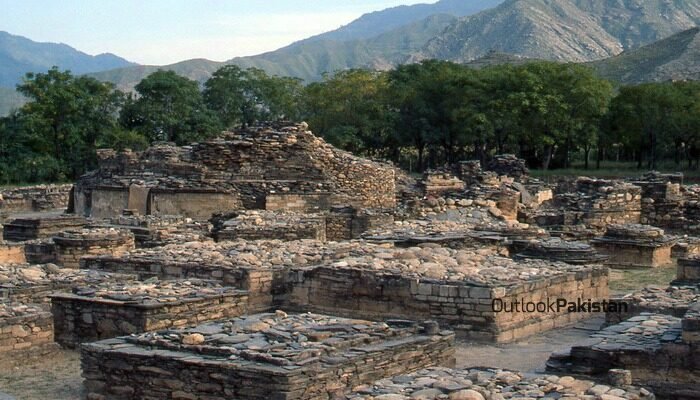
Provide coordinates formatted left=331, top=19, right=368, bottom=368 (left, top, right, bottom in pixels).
left=2, top=214, right=86, bottom=242
left=284, top=264, right=608, bottom=342
left=51, top=283, right=248, bottom=347
left=265, top=193, right=331, bottom=213
left=0, top=184, right=72, bottom=218
left=73, top=123, right=396, bottom=219
left=0, top=304, right=54, bottom=359
left=81, top=314, right=455, bottom=400
left=53, top=228, right=135, bottom=268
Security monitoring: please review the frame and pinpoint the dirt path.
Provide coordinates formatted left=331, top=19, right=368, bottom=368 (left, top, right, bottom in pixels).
left=0, top=349, right=83, bottom=400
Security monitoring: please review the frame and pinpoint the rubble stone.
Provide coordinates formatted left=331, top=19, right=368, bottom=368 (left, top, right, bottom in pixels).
left=51, top=278, right=248, bottom=347
left=81, top=313, right=455, bottom=400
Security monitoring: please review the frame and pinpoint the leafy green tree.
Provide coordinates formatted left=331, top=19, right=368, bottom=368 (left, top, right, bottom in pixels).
left=303, top=69, right=393, bottom=157
left=13, top=67, right=126, bottom=180
left=204, top=65, right=302, bottom=128
left=121, top=70, right=221, bottom=144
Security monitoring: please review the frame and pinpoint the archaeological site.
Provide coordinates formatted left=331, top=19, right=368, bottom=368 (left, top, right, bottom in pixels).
left=2, top=122, right=700, bottom=399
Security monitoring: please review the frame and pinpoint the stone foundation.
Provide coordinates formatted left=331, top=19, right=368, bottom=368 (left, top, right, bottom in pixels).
left=2, top=214, right=86, bottom=242
left=284, top=263, right=609, bottom=343
left=0, top=304, right=55, bottom=361
left=0, top=184, right=72, bottom=216
left=81, top=313, right=455, bottom=400
left=347, top=366, right=654, bottom=399
left=0, top=264, right=136, bottom=305
left=212, top=211, right=327, bottom=242
left=53, top=228, right=135, bottom=268
left=548, top=312, right=700, bottom=399
left=591, top=224, right=676, bottom=268
left=51, top=280, right=248, bottom=347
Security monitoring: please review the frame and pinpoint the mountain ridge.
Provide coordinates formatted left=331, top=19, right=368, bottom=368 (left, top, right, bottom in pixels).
left=0, top=30, right=136, bottom=88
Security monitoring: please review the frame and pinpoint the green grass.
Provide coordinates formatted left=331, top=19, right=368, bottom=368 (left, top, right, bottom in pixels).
left=531, top=161, right=700, bottom=181
left=609, top=266, right=677, bottom=294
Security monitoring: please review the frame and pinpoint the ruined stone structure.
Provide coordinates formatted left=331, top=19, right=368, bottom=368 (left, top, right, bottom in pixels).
left=2, top=214, right=86, bottom=242
left=53, top=228, right=135, bottom=268
left=51, top=279, right=248, bottom=347
left=81, top=240, right=609, bottom=343
left=677, top=256, right=700, bottom=283
left=99, top=213, right=211, bottom=248
left=81, top=313, right=455, bottom=400
left=591, top=224, right=676, bottom=268
left=531, top=178, right=643, bottom=232
left=346, top=366, right=654, bottom=399
left=0, top=264, right=135, bottom=305
left=212, top=211, right=328, bottom=242
left=548, top=311, right=700, bottom=399
left=0, top=303, right=56, bottom=362
left=72, top=123, right=396, bottom=219
left=0, top=184, right=72, bottom=218
left=511, top=237, right=607, bottom=264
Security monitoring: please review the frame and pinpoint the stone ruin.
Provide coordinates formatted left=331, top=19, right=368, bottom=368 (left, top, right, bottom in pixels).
left=0, top=184, right=72, bottom=218
left=82, top=313, right=455, bottom=400
left=591, top=224, right=677, bottom=268
left=51, top=278, right=248, bottom=347
left=79, top=239, right=609, bottom=343
left=71, top=122, right=396, bottom=219
left=14, top=124, right=700, bottom=398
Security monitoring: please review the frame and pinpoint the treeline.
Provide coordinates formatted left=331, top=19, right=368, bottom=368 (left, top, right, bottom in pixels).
left=0, top=61, right=698, bottom=184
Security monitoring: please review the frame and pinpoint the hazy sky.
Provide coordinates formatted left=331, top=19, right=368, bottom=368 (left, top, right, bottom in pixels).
left=1, top=1, right=428, bottom=65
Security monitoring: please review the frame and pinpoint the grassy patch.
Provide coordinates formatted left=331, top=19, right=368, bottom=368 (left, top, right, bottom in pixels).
left=609, top=265, right=677, bottom=294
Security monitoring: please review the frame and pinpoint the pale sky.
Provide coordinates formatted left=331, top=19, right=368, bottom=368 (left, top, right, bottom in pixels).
left=0, top=1, right=429, bottom=65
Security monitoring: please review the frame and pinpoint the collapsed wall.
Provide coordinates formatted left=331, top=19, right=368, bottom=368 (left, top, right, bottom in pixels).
left=72, top=122, right=396, bottom=219
left=0, top=184, right=72, bottom=218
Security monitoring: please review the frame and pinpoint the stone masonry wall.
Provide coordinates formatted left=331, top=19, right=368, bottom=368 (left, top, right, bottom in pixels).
left=0, top=306, right=54, bottom=359
left=51, top=290, right=248, bottom=348
left=81, top=316, right=455, bottom=400
left=284, top=265, right=609, bottom=342
left=53, top=229, right=135, bottom=269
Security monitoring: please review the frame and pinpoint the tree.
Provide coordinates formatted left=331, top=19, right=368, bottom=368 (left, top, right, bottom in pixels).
left=121, top=70, right=220, bottom=144
left=13, top=67, right=126, bottom=180
left=204, top=65, right=302, bottom=128
left=302, top=69, right=393, bottom=158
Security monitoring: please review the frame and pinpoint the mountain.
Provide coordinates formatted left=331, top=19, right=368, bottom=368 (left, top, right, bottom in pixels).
left=419, top=0, right=700, bottom=63
left=89, top=58, right=225, bottom=92
left=590, top=27, right=700, bottom=84
left=0, top=31, right=136, bottom=88
left=302, top=0, right=504, bottom=42
left=88, top=0, right=503, bottom=89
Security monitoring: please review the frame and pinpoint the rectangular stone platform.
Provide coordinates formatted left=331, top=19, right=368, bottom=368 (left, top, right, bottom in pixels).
left=81, top=312, right=455, bottom=400
left=53, top=228, right=135, bottom=268
left=285, top=260, right=609, bottom=343
left=0, top=264, right=136, bottom=305
left=0, top=303, right=57, bottom=362
left=591, top=224, right=676, bottom=268
left=51, top=279, right=248, bottom=347
left=548, top=311, right=700, bottom=399
left=2, top=214, right=86, bottom=242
